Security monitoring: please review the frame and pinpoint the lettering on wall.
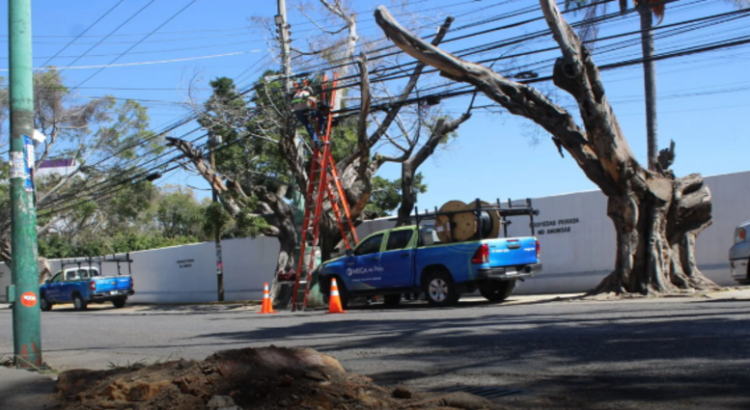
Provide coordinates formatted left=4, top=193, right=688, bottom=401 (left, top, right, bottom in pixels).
left=177, top=259, right=195, bottom=269
left=533, top=217, right=580, bottom=235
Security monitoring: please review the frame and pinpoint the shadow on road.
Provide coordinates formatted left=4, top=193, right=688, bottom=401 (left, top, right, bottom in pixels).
left=192, top=301, right=750, bottom=409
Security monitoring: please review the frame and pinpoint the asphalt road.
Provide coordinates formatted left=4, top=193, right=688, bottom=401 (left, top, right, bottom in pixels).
left=2, top=292, right=750, bottom=409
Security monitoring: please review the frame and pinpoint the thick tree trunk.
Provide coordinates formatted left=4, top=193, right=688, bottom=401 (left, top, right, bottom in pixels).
left=270, top=222, right=297, bottom=308
left=639, top=5, right=659, bottom=171
left=319, top=157, right=381, bottom=260
left=252, top=186, right=299, bottom=308
left=374, top=1, right=719, bottom=296
left=597, top=173, right=717, bottom=294
left=396, top=164, right=416, bottom=227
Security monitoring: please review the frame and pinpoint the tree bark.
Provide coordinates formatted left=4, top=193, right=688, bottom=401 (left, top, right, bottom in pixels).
left=253, top=186, right=298, bottom=307
left=639, top=4, right=659, bottom=171
left=374, top=1, right=718, bottom=295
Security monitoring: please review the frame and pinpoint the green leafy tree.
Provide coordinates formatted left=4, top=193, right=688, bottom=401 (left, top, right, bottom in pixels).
left=155, top=185, right=207, bottom=239
left=366, top=174, right=427, bottom=216
left=38, top=183, right=208, bottom=258
left=0, top=69, right=162, bottom=265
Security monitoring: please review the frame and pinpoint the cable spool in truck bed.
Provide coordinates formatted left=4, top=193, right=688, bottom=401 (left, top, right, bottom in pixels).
left=435, top=200, right=466, bottom=243
left=451, top=204, right=478, bottom=242
left=478, top=200, right=501, bottom=239
left=434, top=200, right=502, bottom=243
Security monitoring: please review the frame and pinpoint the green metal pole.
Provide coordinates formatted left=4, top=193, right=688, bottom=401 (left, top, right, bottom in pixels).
left=8, top=0, right=42, bottom=369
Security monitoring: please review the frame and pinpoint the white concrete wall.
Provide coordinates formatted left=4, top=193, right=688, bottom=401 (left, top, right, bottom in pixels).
left=503, top=171, right=750, bottom=294
left=1, top=236, right=280, bottom=304
left=2, top=171, right=748, bottom=303
left=124, top=236, right=279, bottom=303
left=0, top=263, right=10, bottom=302
left=355, top=171, right=750, bottom=295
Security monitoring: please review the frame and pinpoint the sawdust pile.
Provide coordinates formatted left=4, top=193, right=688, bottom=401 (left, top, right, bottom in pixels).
left=55, top=346, right=500, bottom=410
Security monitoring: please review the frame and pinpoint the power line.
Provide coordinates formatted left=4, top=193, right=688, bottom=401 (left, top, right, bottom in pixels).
left=71, top=0, right=198, bottom=91
left=39, top=128, right=277, bottom=216
left=2, top=51, right=252, bottom=72
left=290, top=0, right=622, bottom=84
left=2, top=25, right=252, bottom=39
left=56, top=0, right=156, bottom=76
left=86, top=27, right=750, bottom=206
left=333, top=28, right=750, bottom=118
left=37, top=29, right=750, bottom=216
left=4, top=41, right=254, bottom=61
left=28, top=30, right=258, bottom=46
left=36, top=0, right=127, bottom=69
left=30, top=0, right=740, bottom=207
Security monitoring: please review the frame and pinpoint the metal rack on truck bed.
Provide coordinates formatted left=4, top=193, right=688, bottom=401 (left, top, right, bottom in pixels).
left=398, top=198, right=540, bottom=240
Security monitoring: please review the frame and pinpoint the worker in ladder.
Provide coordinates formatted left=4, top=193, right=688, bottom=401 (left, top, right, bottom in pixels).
left=291, top=81, right=328, bottom=148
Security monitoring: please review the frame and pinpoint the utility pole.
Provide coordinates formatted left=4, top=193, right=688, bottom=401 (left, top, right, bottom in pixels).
left=276, top=0, right=292, bottom=95
left=638, top=3, right=658, bottom=171
left=8, top=0, right=43, bottom=368
left=209, top=134, right=224, bottom=302
left=276, top=0, right=312, bottom=306
left=276, top=0, right=305, bottom=262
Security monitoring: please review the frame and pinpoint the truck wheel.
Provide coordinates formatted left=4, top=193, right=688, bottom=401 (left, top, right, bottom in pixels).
left=384, top=294, right=401, bottom=306
left=112, top=297, right=127, bottom=308
left=72, top=293, right=87, bottom=311
left=479, top=280, right=516, bottom=302
left=423, top=270, right=459, bottom=307
left=40, top=295, right=52, bottom=312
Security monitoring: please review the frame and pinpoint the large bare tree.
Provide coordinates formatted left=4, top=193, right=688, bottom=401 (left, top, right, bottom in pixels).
left=171, top=2, right=468, bottom=306
left=375, top=1, right=716, bottom=295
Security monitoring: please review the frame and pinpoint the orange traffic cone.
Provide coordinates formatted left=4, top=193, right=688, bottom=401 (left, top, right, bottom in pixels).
left=259, top=283, right=277, bottom=314
left=327, top=278, right=346, bottom=314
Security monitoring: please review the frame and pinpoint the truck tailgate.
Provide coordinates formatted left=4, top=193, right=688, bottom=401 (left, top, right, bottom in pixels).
left=93, top=276, right=132, bottom=293
left=488, top=237, right=538, bottom=266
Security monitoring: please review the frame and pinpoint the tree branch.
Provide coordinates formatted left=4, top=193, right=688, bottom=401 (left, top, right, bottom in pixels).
left=374, top=5, right=619, bottom=195
left=299, top=7, right=348, bottom=35
left=337, top=15, right=454, bottom=171
left=166, top=137, right=244, bottom=216
left=356, top=52, right=372, bottom=183
left=410, top=112, right=472, bottom=170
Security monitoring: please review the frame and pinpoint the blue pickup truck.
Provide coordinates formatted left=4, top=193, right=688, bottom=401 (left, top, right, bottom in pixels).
left=319, top=222, right=541, bottom=307
left=39, top=266, right=134, bottom=311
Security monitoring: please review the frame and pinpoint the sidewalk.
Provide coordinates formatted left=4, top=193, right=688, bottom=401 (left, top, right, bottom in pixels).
left=0, top=366, right=57, bottom=410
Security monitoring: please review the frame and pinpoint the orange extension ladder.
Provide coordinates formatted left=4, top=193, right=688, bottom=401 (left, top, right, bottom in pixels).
left=291, top=73, right=359, bottom=311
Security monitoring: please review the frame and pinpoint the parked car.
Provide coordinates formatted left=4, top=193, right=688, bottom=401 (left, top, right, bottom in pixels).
left=39, top=266, right=134, bottom=311
left=729, top=221, right=750, bottom=284
left=319, top=225, right=541, bottom=308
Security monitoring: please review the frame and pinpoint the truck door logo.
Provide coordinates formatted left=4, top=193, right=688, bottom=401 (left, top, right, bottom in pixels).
left=346, top=266, right=384, bottom=276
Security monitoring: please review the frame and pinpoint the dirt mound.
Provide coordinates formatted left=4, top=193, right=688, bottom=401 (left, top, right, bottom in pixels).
left=55, top=346, right=500, bottom=410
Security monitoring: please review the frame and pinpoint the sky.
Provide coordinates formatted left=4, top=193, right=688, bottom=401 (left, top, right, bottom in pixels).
left=1, top=0, right=749, bottom=213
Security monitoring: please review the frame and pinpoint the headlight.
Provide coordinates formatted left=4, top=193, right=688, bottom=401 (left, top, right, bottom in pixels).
left=735, top=227, right=746, bottom=244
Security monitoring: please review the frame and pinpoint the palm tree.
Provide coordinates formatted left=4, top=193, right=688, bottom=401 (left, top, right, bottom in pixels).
left=567, top=0, right=746, bottom=171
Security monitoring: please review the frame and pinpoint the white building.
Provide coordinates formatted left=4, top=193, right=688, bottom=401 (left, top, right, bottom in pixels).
left=35, top=158, right=78, bottom=179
